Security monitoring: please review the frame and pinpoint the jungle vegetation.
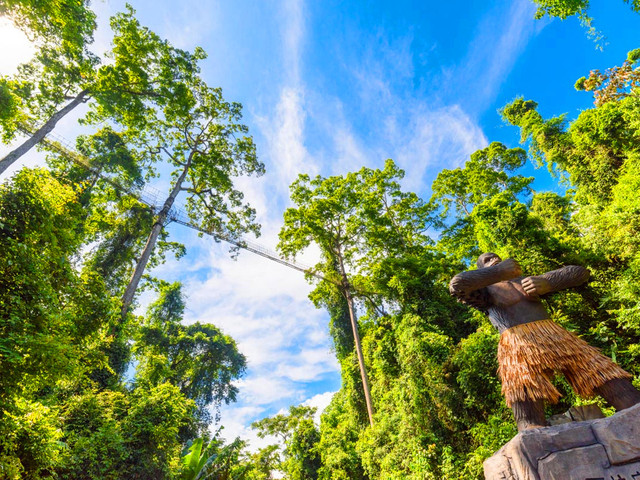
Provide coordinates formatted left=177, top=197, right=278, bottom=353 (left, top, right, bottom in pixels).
left=1, top=1, right=639, bottom=479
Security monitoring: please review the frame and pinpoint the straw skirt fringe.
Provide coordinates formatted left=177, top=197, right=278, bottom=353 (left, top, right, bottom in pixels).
left=497, top=319, right=631, bottom=407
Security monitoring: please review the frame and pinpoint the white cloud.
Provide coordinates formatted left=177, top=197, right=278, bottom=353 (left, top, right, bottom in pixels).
left=395, top=104, right=488, bottom=192
left=254, top=0, right=318, bottom=200
left=291, top=0, right=541, bottom=196
left=328, top=124, right=370, bottom=176
left=164, top=216, right=335, bottom=452
left=179, top=242, right=334, bottom=376
left=160, top=3, right=221, bottom=50
left=282, top=0, right=305, bottom=84
left=160, top=223, right=338, bottom=450
left=302, top=83, right=487, bottom=195
left=235, top=376, right=301, bottom=406
left=273, top=348, right=338, bottom=382
left=448, top=0, right=541, bottom=112
left=292, top=2, right=541, bottom=194
left=351, top=33, right=416, bottom=108
left=303, top=390, right=336, bottom=426
left=217, top=389, right=336, bottom=454
left=257, top=86, right=315, bottom=194
left=216, top=404, right=277, bottom=452
left=182, top=239, right=315, bottom=313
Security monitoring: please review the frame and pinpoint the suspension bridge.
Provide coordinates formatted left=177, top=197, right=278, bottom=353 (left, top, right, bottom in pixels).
left=26, top=126, right=333, bottom=284
left=15, top=125, right=378, bottom=426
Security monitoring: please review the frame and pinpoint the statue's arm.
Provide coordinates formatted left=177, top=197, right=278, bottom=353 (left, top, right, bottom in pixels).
left=521, top=265, right=590, bottom=297
left=449, top=259, right=522, bottom=309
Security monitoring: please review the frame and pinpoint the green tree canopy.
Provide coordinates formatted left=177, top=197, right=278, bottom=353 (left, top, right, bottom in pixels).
left=135, top=282, right=246, bottom=436
left=118, top=71, right=264, bottom=317
left=0, top=6, right=205, bottom=175
left=0, top=0, right=96, bottom=54
left=252, top=405, right=321, bottom=480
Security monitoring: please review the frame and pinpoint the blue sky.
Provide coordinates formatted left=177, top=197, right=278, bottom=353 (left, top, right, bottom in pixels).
left=1, top=0, right=640, bottom=450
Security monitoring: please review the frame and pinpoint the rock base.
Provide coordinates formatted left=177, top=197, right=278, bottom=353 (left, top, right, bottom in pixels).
left=484, top=403, right=640, bottom=480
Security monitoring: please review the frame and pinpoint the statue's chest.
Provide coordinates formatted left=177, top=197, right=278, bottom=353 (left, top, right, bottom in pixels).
left=487, top=280, right=525, bottom=307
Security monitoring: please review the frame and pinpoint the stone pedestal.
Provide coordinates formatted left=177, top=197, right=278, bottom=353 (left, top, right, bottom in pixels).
left=484, top=403, right=640, bottom=480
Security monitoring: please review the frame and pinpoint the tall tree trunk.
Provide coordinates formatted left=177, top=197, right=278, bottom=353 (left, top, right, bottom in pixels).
left=0, top=90, right=89, bottom=176
left=120, top=155, right=192, bottom=319
left=338, top=253, right=375, bottom=427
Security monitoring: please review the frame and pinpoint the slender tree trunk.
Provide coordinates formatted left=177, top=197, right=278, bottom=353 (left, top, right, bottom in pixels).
left=120, top=155, right=192, bottom=319
left=338, top=254, right=375, bottom=427
left=0, top=90, right=90, bottom=176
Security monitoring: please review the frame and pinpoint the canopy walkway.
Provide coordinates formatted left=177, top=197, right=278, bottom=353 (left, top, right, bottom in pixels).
left=16, top=125, right=377, bottom=426
left=25, top=126, right=326, bottom=283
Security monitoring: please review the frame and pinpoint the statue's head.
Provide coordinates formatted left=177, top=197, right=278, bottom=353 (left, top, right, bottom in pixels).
left=477, top=252, right=501, bottom=269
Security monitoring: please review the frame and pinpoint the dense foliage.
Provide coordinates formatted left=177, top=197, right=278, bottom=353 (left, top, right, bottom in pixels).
left=258, top=49, right=640, bottom=480
left=0, top=5, right=256, bottom=479
left=0, top=168, right=248, bottom=479
left=2, top=1, right=640, bottom=479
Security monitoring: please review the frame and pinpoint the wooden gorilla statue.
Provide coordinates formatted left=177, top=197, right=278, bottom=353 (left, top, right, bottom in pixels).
left=449, top=253, right=640, bottom=431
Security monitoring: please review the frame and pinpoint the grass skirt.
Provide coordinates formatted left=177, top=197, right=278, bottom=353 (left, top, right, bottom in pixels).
left=498, top=319, right=631, bottom=407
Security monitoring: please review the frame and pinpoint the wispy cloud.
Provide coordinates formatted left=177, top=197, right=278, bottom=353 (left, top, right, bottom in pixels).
left=294, top=2, right=540, bottom=193
left=282, top=0, right=305, bottom=84
left=159, top=3, right=221, bottom=50
left=235, top=376, right=301, bottom=406
left=395, top=105, right=488, bottom=192
left=446, top=0, right=541, bottom=112
left=254, top=0, right=317, bottom=200
left=297, top=31, right=488, bottom=193
left=257, top=86, right=315, bottom=196
left=215, top=404, right=273, bottom=451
